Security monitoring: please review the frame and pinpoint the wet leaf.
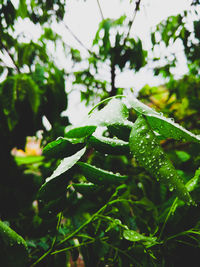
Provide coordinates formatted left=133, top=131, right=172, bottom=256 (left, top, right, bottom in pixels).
left=77, top=162, right=128, bottom=185
left=46, top=147, right=86, bottom=182
left=129, top=115, right=192, bottom=204
left=123, top=229, right=157, bottom=243
left=43, top=137, right=85, bottom=158
left=129, top=96, right=200, bottom=143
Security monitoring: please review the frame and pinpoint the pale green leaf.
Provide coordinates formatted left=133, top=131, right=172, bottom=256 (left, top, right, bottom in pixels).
left=46, top=147, right=86, bottom=182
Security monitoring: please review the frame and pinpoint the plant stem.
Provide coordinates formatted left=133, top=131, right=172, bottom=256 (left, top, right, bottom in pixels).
left=31, top=199, right=130, bottom=266
left=123, top=0, right=142, bottom=46
left=159, top=197, right=178, bottom=240
left=97, top=0, right=104, bottom=20
left=63, top=23, right=101, bottom=60
left=0, top=41, right=20, bottom=73
left=110, top=63, right=116, bottom=96
left=30, top=213, right=62, bottom=267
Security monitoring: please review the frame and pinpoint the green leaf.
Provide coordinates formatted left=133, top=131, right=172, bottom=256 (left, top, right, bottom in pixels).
left=129, top=115, right=192, bottom=204
left=87, top=98, right=129, bottom=126
left=70, top=48, right=81, bottom=62
left=88, top=134, right=130, bottom=155
left=0, top=77, right=16, bottom=116
left=14, top=155, right=44, bottom=165
left=175, top=151, right=191, bottom=162
left=72, top=183, right=101, bottom=196
left=77, top=162, right=128, bottom=185
left=65, top=126, right=97, bottom=139
left=0, top=221, right=28, bottom=267
left=107, top=122, right=132, bottom=141
left=123, top=229, right=157, bottom=244
left=43, top=137, right=85, bottom=158
left=17, top=0, right=28, bottom=18
left=37, top=171, right=73, bottom=203
left=186, top=167, right=200, bottom=192
left=15, top=74, right=40, bottom=114
left=128, top=96, right=200, bottom=143
left=46, top=147, right=86, bottom=182
left=0, top=77, right=18, bottom=131
left=65, top=98, right=129, bottom=140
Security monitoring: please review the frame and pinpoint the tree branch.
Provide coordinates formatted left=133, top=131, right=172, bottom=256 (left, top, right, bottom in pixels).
left=97, top=0, right=104, bottom=20
left=63, top=22, right=102, bottom=60
left=110, top=62, right=116, bottom=97
left=0, top=41, right=20, bottom=73
left=123, top=0, right=142, bottom=45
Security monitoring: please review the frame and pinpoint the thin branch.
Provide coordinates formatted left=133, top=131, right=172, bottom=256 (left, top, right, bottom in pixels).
left=64, top=23, right=91, bottom=54
left=123, top=0, right=142, bottom=45
left=63, top=22, right=102, bottom=60
left=97, top=0, right=104, bottom=20
left=0, top=41, right=20, bottom=73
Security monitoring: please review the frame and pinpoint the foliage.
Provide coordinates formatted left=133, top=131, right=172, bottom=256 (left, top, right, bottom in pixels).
left=73, top=15, right=147, bottom=103
left=25, top=96, right=200, bottom=266
left=0, top=1, right=69, bottom=265
left=1, top=0, right=200, bottom=266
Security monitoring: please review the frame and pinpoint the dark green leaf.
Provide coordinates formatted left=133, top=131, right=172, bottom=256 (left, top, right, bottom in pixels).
left=88, top=134, right=130, bottom=155
left=0, top=221, right=28, bottom=267
left=129, top=115, right=192, bottom=204
left=43, top=137, right=85, bottom=158
left=72, top=183, right=101, bottom=195
left=65, top=126, right=97, bottom=139
left=77, top=162, right=128, bottom=185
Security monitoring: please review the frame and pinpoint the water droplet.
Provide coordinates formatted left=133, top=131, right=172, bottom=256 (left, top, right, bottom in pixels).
left=146, top=134, right=150, bottom=139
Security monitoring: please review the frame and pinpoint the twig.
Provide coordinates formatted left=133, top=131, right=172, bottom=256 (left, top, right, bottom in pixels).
left=63, top=22, right=101, bottom=60
left=30, top=213, right=62, bottom=267
left=64, top=23, right=91, bottom=54
left=123, top=0, right=142, bottom=45
left=97, top=0, right=104, bottom=20
left=0, top=41, right=20, bottom=73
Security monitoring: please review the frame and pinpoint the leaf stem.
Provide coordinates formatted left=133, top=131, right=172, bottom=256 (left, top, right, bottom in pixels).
left=88, top=95, right=125, bottom=115
left=30, top=213, right=62, bottom=267
left=159, top=197, right=178, bottom=240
